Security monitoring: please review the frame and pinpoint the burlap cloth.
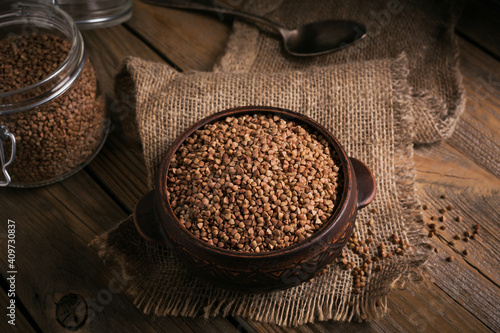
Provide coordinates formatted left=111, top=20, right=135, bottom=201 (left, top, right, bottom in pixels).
left=215, top=0, right=465, bottom=145
left=92, top=0, right=465, bottom=326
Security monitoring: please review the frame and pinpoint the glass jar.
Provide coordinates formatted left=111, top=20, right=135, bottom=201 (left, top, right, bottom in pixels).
left=0, top=1, right=108, bottom=187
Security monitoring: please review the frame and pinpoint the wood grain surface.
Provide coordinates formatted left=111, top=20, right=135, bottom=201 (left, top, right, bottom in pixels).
left=0, top=285, right=37, bottom=333
left=0, top=0, right=498, bottom=332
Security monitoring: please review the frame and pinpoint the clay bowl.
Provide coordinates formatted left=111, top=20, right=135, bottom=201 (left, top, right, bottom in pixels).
left=134, top=106, right=376, bottom=293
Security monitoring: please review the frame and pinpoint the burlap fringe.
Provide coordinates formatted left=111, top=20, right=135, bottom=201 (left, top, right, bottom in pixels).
left=389, top=54, right=430, bottom=278
left=411, top=37, right=466, bottom=145
left=90, top=213, right=400, bottom=326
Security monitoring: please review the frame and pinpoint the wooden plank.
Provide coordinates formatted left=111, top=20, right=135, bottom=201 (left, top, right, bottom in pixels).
left=448, top=37, right=500, bottom=177
left=456, top=0, right=500, bottom=59
left=125, top=0, right=232, bottom=72
left=0, top=175, right=135, bottom=332
left=0, top=173, right=239, bottom=332
left=416, top=184, right=499, bottom=332
left=0, top=287, right=37, bottom=332
left=375, top=278, right=492, bottom=333
left=86, top=133, right=149, bottom=213
left=233, top=316, right=373, bottom=332
left=82, top=25, right=165, bottom=97
left=414, top=143, right=499, bottom=191
left=233, top=273, right=492, bottom=333
left=79, top=25, right=164, bottom=211
left=80, top=23, right=176, bottom=213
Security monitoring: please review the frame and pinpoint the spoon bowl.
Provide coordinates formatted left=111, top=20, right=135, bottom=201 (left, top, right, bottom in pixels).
left=143, top=0, right=366, bottom=56
left=280, top=20, right=366, bottom=56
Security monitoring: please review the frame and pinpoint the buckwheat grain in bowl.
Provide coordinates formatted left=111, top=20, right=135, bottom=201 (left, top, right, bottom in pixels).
left=134, top=106, right=376, bottom=292
left=166, top=113, right=341, bottom=252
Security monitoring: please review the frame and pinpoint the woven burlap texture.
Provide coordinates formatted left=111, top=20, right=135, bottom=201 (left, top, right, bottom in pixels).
left=93, top=54, right=428, bottom=326
left=215, top=0, right=465, bottom=145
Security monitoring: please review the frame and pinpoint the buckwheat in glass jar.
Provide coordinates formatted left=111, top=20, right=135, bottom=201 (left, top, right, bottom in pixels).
left=0, top=1, right=107, bottom=187
left=167, top=114, right=341, bottom=252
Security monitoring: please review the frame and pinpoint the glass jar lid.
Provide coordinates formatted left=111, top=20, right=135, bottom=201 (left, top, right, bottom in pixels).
left=43, top=0, right=133, bottom=29
left=0, top=1, right=86, bottom=115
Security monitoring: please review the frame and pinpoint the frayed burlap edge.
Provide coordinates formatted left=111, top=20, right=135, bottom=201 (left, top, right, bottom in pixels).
left=410, top=17, right=466, bottom=145
left=387, top=55, right=429, bottom=287
left=91, top=222, right=392, bottom=325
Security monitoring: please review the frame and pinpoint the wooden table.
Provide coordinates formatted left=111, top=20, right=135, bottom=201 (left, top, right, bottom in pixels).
left=1, top=1, right=499, bottom=332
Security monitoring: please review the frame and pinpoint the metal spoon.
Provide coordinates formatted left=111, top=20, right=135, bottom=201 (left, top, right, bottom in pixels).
left=142, top=0, right=366, bottom=56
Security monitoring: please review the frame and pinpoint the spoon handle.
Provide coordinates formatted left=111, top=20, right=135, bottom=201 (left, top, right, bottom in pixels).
left=141, top=0, right=284, bottom=31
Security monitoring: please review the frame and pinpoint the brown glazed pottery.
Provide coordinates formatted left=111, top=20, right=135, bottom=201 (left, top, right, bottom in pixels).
left=134, top=106, right=376, bottom=293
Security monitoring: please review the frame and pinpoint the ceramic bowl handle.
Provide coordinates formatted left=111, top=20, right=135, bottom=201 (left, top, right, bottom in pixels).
left=350, top=158, right=376, bottom=209
left=133, top=190, right=168, bottom=244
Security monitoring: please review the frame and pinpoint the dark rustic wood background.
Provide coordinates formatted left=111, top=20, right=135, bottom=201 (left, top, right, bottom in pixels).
left=1, top=0, right=499, bottom=332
